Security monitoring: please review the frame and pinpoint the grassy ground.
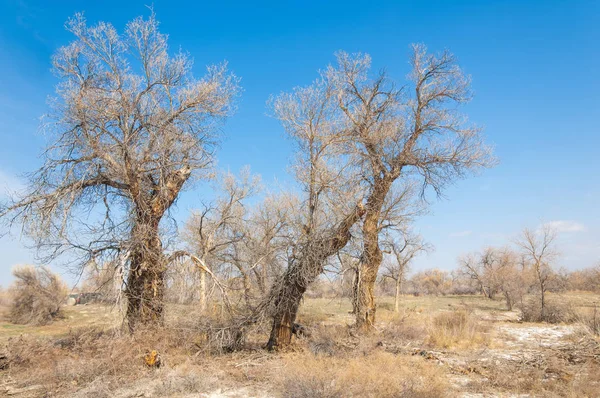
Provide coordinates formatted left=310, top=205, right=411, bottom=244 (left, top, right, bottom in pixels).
left=1, top=293, right=599, bottom=397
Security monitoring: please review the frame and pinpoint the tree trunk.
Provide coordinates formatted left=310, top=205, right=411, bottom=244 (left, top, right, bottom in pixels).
left=394, top=276, right=402, bottom=312
left=540, top=282, right=546, bottom=320
left=125, top=218, right=165, bottom=329
left=266, top=268, right=308, bottom=350
left=351, top=267, right=360, bottom=314
left=199, top=268, right=207, bottom=312
left=354, top=180, right=389, bottom=330
left=266, top=205, right=364, bottom=350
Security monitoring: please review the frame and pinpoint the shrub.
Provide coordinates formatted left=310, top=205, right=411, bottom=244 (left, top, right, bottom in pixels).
left=577, top=304, right=600, bottom=336
left=518, top=298, right=577, bottom=324
left=9, top=265, right=67, bottom=325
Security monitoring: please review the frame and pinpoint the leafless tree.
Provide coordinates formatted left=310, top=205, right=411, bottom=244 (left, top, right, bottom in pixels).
left=0, top=13, right=239, bottom=329
left=181, top=169, right=260, bottom=311
left=382, top=232, right=430, bottom=312
left=516, top=225, right=558, bottom=319
left=264, top=73, right=366, bottom=349
left=328, top=45, right=495, bottom=329
left=410, top=268, right=453, bottom=296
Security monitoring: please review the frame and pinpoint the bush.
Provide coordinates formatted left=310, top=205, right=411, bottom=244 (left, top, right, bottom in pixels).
left=9, top=265, right=67, bottom=325
left=518, top=298, right=577, bottom=324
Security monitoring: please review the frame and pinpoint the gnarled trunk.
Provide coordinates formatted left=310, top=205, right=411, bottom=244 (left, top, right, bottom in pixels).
left=354, top=179, right=389, bottom=330
left=266, top=205, right=364, bottom=350
left=266, top=266, right=310, bottom=350
left=125, top=217, right=165, bottom=329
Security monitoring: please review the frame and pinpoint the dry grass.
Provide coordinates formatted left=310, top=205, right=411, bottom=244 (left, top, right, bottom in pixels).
left=426, top=308, right=491, bottom=349
left=273, top=351, right=451, bottom=398
left=1, top=293, right=600, bottom=397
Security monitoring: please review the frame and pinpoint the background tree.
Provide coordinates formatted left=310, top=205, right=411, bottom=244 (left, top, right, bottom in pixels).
left=9, top=266, right=67, bottom=325
left=516, top=225, right=558, bottom=320
left=329, top=45, right=494, bottom=329
left=381, top=231, right=430, bottom=312
left=181, top=169, right=260, bottom=311
left=0, top=13, right=239, bottom=329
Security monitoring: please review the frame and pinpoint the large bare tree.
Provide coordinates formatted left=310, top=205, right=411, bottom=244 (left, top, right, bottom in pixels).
left=265, top=74, right=366, bottom=349
left=0, top=13, right=239, bottom=328
left=328, top=45, right=495, bottom=329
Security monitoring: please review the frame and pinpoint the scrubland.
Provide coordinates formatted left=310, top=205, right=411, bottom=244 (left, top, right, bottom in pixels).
left=1, top=292, right=599, bottom=398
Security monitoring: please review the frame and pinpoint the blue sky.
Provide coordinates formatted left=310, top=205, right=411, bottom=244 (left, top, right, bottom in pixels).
left=0, top=0, right=598, bottom=285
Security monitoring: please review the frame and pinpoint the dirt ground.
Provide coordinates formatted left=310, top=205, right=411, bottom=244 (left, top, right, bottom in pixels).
left=1, top=293, right=599, bottom=397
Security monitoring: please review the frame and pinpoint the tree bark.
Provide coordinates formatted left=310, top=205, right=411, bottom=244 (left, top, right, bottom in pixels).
left=266, top=205, right=364, bottom=350
left=394, top=276, right=402, bottom=313
left=354, top=179, right=390, bottom=330
left=125, top=217, right=165, bottom=329
left=199, top=268, right=207, bottom=312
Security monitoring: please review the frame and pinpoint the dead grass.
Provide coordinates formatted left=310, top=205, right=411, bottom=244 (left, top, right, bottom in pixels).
left=2, top=293, right=600, bottom=397
left=426, top=308, right=491, bottom=349
left=273, top=351, right=452, bottom=398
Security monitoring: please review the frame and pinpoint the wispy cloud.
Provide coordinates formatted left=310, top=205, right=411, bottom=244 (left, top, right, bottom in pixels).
left=539, top=220, right=586, bottom=234
left=449, top=230, right=472, bottom=238
left=0, top=169, right=25, bottom=198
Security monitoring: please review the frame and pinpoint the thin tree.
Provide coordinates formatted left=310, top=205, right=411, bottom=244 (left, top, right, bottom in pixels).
left=0, top=13, right=239, bottom=329
left=382, top=232, right=430, bottom=312
left=516, top=225, right=557, bottom=320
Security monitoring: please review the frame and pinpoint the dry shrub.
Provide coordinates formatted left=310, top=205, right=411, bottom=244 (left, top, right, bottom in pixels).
left=519, top=298, right=577, bottom=324
left=576, top=305, right=600, bottom=336
left=274, top=351, right=451, bottom=398
left=9, top=265, right=67, bottom=325
left=3, top=325, right=215, bottom=393
left=469, top=354, right=600, bottom=397
left=426, top=309, right=490, bottom=349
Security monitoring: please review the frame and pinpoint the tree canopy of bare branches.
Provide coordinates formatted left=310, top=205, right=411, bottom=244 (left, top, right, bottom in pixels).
left=327, top=45, right=495, bottom=329
left=0, top=13, right=239, bottom=328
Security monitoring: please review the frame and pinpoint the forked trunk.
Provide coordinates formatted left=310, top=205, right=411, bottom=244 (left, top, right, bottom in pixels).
left=266, top=271, right=307, bottom=350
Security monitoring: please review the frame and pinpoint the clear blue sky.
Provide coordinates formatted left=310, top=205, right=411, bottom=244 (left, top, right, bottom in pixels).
left=0, top=0, right=598, bottom=285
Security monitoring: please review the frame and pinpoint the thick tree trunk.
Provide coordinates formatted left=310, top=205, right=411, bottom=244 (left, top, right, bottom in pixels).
left=266, top=205, right=364, bottom=350
left=354, top=179, right=389, bottom=330
left=125, top=218, right=165, bottom=329
left=266, top=269, right=308, bottom=350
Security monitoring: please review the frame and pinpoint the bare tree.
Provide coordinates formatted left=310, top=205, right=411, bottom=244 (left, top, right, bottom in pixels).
left=382, top=232, right=430, bottom=312
left=264, top=73, right=366, bottom=349
left=516, top=225, right=558, bottom=320
left=0, top=13, right=239, bottom=329
left=410, top=268, right=453, bottom=296
left=328, top=45, right=494, bottom=329
left=181, top=169, right=261, bottom=311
